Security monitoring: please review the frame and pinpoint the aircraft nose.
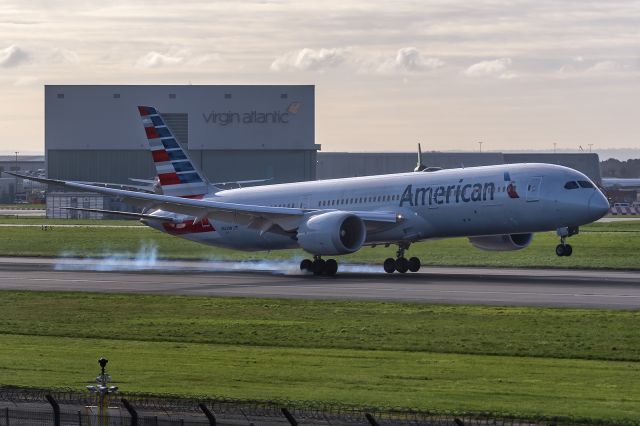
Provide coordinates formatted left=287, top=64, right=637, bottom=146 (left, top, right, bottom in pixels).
left=588, top=190, right=610, bottom=220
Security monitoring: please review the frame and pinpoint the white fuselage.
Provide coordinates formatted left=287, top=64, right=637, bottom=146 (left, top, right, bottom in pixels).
left=144, top=163, right=610, bottom=252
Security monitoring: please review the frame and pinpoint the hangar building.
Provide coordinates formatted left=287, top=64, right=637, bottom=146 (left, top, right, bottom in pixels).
left=45, top=85, right=317, bottom=185
left=45, top=85, right=316, bottom=218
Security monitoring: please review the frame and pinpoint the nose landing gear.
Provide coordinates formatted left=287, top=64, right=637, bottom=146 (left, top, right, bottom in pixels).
left=555, top=241, right=573, bottom=257
left=384, top=243, right=421, bottom=274
left=555, top=226, right=578, bottom=257
left=300, top=256, right=338, bottom=276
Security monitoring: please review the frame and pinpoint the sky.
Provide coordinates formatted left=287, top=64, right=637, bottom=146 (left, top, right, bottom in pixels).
left=0, top=0, right=639, bottom=154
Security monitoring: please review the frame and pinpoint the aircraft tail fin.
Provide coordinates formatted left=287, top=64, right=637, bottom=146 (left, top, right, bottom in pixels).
left=414, top=143, right=426, bottom=172
left=138, top=106, right=212, bottom=198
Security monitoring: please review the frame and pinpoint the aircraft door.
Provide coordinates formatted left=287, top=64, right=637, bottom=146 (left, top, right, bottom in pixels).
left=299, top=195, right=312, bottom=209
left=526, top=177, right=542, bottom=202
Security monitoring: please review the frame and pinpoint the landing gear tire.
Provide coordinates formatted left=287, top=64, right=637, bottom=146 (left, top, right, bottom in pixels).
left=555, top=227, right=578, bottom=258
left=396, top=257, right=409, bottom=274
left=302, top=257, right=339, bottom=276
left=383, top=258, right=396, bottom=274
left=300, top=259, right=312, bottom=271
left=564, top=244, right=573, bottom=256
left=555, top=244, right=573, bottom=257
left=408, top=257, right=421, bottom=272
left=312, top=259, right=326, bottom=275
left=324, top=259, right=338, bottom=276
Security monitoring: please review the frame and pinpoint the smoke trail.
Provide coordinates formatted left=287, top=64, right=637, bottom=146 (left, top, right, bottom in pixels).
left=55, top=242, right=159, bottom=271
left=55, top=243, right=383, bottom=274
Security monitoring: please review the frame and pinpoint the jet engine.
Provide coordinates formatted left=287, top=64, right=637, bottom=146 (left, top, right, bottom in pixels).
left=468, top=233, right=533, bottom=251
left=297, top=211, right=367, bottom=255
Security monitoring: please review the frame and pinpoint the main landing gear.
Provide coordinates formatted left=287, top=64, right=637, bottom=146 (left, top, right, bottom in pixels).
left=300, top=256, right=338, bottom=276
left=555, top=226, right=578, bottom=257
left=383, top=243, right=421, bottom=274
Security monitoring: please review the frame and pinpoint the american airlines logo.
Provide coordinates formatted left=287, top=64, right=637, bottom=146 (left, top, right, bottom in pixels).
left=400, top=181, right=497, bottom=207
left=202, top=102, right=302, bottom=126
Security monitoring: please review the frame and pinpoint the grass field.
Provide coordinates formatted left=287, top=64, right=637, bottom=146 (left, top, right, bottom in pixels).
left=0, top=204, right=45, bottom=210
left=0, top=292, right=639, bottom=421
left=0, top=217, right=638, bottom=269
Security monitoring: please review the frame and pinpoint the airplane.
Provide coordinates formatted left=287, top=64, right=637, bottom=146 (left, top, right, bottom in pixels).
left=601, top=178, right=640, bottom=191
left=8, top=106, right=611, bottom=275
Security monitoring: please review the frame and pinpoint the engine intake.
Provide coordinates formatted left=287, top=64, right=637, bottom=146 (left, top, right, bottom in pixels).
left=468, top=233, right=533, bottom=251
left=297, top=211, right=367, bottom=255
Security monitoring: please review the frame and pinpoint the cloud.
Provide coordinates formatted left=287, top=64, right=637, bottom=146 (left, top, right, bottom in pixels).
left=270, top=48, right=348, bottom=72
left=464, top=58, right=515, bottom=79
left=136, top=51, right=184, bottom=68
left=13, top=76, right=40, bottom=87
left=374, top=47, right=444, bottom=74
left=186, top=53, right=222, bottom=66
left=0, top=45, right=29, bottom=68
left=556, top=59, right=628, bottom=78
left=585, top=60, right=620, bottom=75
left=48, top=48, right=79, bottom=64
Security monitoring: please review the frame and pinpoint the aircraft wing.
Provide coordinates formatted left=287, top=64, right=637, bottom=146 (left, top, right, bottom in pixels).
left=61, top=207, right=177, bottom=221
left=74, top=181, right=156, bottom=193
left=8, top=173, right=400, bottom=232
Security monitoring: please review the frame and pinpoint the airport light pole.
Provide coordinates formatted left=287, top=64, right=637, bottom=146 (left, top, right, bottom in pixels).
left=588, top=144, right=593, bottom=153
left=478, top=141, right=483, bottom=153
left=14, top=152, right=18, bottom=202
left=86, top=357, right=118, bottom=426
left=553, top=143, right=557, bottom=153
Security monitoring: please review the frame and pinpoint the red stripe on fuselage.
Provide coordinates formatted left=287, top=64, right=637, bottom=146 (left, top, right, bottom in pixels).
left=180, top=194, right=205, bottom=199
left=162, top=218, right=215, bottom=235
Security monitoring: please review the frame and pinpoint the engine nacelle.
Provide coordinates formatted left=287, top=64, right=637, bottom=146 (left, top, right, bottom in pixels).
left=297, top=211, right=367, bottom=255
left=468, top=233, right=533, bottom=251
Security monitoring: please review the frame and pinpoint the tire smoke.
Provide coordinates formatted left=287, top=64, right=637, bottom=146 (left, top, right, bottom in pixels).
left=54, top=244, right=382, bottom=274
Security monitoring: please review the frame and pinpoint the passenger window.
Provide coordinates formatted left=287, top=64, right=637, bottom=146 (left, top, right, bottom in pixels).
left=578, top=180, right=594, bottom=189
left=564, top=181, right=579, bottom=190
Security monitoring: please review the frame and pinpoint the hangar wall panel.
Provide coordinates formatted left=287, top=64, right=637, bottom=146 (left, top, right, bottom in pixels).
left=45, top=85, right=314, bottom=151
left=47, top=149, right=316, bottom=184
left=47, top=150, right=156, bottom=183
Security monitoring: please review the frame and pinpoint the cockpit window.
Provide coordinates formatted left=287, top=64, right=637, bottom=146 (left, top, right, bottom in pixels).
left=578, top=180, right=594, bottom=189
left=564, top=181, right=579, bottom=189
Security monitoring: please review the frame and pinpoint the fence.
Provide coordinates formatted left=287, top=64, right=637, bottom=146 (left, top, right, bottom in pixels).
left=609, top=206, right=640, bottom=215
left=0, top=388, right=634, bottom=426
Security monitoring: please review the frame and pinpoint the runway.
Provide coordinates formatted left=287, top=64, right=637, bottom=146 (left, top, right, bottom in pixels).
left=0, top=257, right=638, bottom=309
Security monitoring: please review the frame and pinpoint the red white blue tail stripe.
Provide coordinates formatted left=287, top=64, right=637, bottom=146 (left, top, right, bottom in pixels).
left=138, top=106, right=209, bottom=198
